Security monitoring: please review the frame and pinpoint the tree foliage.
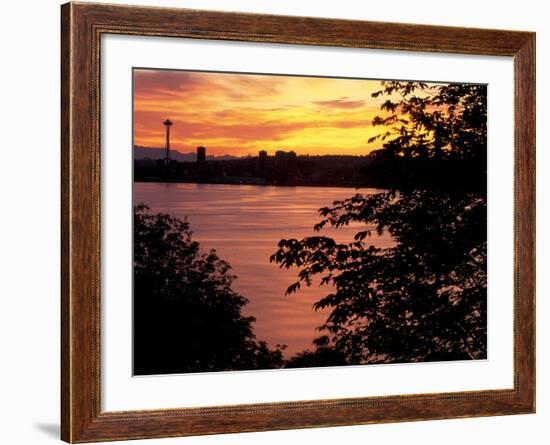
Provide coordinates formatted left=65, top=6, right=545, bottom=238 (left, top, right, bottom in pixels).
left=134, top=204, right=284, bottom=375
left=368, top=81, right=487, bottom=162
left=271, top=81, right=487, bottom=365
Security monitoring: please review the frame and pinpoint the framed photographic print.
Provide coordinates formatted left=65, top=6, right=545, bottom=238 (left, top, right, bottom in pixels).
left=61, top=2, right=535, bottom=442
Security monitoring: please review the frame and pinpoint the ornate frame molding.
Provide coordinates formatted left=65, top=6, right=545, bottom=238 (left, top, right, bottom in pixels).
left=61, top=2, right=535, bottom=442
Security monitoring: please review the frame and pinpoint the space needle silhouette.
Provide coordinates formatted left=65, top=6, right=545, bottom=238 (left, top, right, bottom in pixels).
left=163, top=118, right=173, bottom=163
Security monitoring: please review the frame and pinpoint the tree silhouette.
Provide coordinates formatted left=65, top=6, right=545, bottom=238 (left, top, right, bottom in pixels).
left=134, top=204, right=284, bottom=375
left=272, top=81, right=487, bottom=366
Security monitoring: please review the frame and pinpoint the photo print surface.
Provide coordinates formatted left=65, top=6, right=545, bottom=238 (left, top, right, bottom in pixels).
left=132, top=68, right=487, bottom=376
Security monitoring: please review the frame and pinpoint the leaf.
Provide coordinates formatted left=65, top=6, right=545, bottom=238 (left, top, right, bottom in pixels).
left=285, top=281, right=301, bottom=295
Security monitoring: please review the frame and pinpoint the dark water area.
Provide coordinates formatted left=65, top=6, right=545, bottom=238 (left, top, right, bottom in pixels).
left=134, top=182, right=392, bottom=356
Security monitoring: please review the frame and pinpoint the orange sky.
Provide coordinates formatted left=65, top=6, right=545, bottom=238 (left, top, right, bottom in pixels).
left=133, top=69, right=407, bottom=157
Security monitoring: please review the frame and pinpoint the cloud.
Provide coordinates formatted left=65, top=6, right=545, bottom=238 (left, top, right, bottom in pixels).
left=133, top=69, right=389, bottom=156
left=313, top=97, right=366, bottom=109
left=135, top=111, right=314, bottom=144
left=133, top=70, right=207, bottom=99
left=134, top=69, right=284, bottom=105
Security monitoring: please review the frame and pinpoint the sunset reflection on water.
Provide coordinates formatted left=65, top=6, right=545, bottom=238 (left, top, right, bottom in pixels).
left=134, top=182, right=393, bottom=356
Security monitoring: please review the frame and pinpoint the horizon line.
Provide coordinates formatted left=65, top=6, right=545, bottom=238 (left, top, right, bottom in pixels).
left=134, top=145, right=376, bottom=157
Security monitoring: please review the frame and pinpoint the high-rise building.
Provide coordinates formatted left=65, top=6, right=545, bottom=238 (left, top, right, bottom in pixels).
left=163, top=118, right=173, bottom=162
left=275, top=150, right=286, bottom=168
left=258, top=150, right=268, bottom=169
left=197, top=146, right=206, bottom=163
left=287, top=150, right=297, bottom=170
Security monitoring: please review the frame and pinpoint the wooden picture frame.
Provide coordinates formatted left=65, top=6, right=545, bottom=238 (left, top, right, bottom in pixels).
left=61, top=2, right=535, bottom=442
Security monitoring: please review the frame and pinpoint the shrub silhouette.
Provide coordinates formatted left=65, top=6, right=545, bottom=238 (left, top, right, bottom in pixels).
left=134, top=204, right=284, bottom=375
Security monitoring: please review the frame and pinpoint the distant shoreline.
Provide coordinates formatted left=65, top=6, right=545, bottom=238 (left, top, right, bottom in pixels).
left=133, top=178, right=376, bottom=189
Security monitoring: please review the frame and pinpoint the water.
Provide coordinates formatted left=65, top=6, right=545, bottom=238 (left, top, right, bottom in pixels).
left=134, top=183, right=392, bottom=356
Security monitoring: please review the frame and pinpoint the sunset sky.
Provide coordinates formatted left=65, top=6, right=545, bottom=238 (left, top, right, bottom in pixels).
left=133, top=69, right=404, bottom=157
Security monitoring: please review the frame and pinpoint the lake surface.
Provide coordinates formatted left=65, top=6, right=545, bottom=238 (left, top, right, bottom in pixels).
left=134, top=183, right=392, bottom=356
